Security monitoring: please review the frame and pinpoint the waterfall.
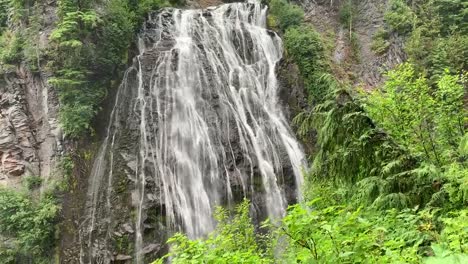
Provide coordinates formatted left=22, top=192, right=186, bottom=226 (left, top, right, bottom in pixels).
left=79, top=1, right=306, bottom=263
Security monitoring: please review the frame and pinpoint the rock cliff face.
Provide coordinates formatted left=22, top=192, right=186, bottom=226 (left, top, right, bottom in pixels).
left=0, top=67, right=62, bottom=188
left=301, top=0, right=406, bottom=88
left=0, top=0, right=61, bottom=188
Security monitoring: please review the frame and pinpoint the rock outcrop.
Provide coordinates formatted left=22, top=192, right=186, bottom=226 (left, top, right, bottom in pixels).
left=0, top=0, right=61, bottom=188
left=301, top=0, right=406, bottom=89
left=0, top=68, right=62, bottom=188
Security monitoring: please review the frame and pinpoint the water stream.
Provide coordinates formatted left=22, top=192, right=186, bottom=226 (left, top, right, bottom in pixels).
left=79, top=1, right=306, bottom=263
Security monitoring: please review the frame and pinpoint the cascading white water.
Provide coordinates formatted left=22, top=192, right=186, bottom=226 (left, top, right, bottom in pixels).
left=80, top=1, right=306, bottom=263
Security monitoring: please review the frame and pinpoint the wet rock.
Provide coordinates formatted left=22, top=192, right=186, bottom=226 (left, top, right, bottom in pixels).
left=142, top=243, right=161, bottom=255
left=115, top=254, right=132, bottom=261
left=122, top=223, right=135, bottom=234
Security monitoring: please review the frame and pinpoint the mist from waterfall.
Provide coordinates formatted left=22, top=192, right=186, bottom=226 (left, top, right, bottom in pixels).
left=79, top=1, right=306, bottom=263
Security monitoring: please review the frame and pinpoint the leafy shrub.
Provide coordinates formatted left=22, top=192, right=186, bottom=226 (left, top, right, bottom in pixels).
left=24, top=175, right=43, bottom=190
left=268, top=0, right=304, bottom=31
left=152, top=197, right=449, bottom=263
left=364, top=63, right=465, bottom=165
left=432, top=0, right=468, bottom=35
left=424, top=246, right=468, bottom=264
left=0, top=30, right=23, bottom=64
left=0, top=0, right=8, bottom=30
left=339, top=0, right=354, bottom=28
left=280, top=199, right=430, bottom=263
left=371, top=27, right=390, bottom=55
left=94, top=0, right=136, bottom=73
left=437, top=209, right=468, bottom=253
left=133, top=0, right=171, bottom=19
left=429, top=35, right=468, bottom=79
left=0, top=188, right=60, bottom=263
left=284, top=26, right=328, bottom=102
left=153, top=199, right=272, bottom=263
left=398, top=0, right=466, bottom=75
left=384, top=0, right=414, bottom=34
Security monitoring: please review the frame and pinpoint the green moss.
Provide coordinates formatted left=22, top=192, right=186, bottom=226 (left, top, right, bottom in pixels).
left=115, top=235, right=133, bottom=253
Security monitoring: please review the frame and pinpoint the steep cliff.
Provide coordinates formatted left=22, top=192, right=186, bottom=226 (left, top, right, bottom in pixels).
left=0, top=1, right=62, bottom=189
left=299, top=0, right=406, bottom=88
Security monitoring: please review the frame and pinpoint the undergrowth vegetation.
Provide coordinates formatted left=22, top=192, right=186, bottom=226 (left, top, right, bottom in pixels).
left=156, top=0, right=467, bottom=263
left=0, top=188, right=60, bottom=263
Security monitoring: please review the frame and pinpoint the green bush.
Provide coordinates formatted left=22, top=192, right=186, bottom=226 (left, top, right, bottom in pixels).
left=397, top=0, right=466, bottom=76
left=268, top=0, right=304, bottom=31
left=24, top=175, right=43, bottom=190
left=0, top=188, right=60, bottom=263
left=384, top=0, right=414, bottom=34
left=94, top=0, right=136, bottom=73
left=0, top=30, right=23, bottom=64
left=364, top=63, right=465, bottom=165
left=154, top=200, right=272, bottom=264
left=339, top=0, right=355, bottom=28
left=0, top=0, right=8, bottom=30
left=429, top=35, right=468, bottom=79
left=133, top=0, right=171, bottom=19
left=280, top=200, right=429, bottom=263
left=371, top=27, right=390, bottom=55
left=284, top=25, right=328, bottom=102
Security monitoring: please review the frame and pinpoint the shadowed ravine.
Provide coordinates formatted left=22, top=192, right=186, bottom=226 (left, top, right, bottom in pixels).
left=79, top=1, right=306, bottom=263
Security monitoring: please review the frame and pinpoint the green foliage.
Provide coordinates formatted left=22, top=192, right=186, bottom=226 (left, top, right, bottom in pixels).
left=0, top=30, right=23, bottom=64
left=132, top=0, right=172, bottom=19
left=437, top=209, right=468, bottom=253
left=284, top=26, right=328, bottom=102
left=339, top=0, right=355, bottom=28
left=371, top=27, right=390, bottom=55
left=95, top=0, right=135, bottom=72
left=0, top=0, right=8, bottom=29
left=59, top=102, right=98, bottom=137
left=428, top=34, right=468, bottom=79
left=384, top=0, right=415, bottom=34
left=60, top=154, right=74, bottom=178
left=424, top=246, right=468, bottom=264
left=273, top=1, right=467, bottom=263
left=268, top=0, right=328, bottom=104
left=0, top=188, right=60, bottom=263
left=24, top=175, right=43, bottom=190
left=364, top=63, right=466, bottom=165
left=153, top=195, right=465, bottom=264
left=280, top=199, right=432, bottom=263
left=388, top=0, right=467, bottom=76
left=432, top=0, right=468, bottom=35
left=154, top=199, right=272, bottom=264
left=0, top=1, right=48, bottom=72
left=267, top=0, right=304, bottom=31
left=50, top=10, right=100, bottom=50
left=48, top=0, right=177, bottom=137
left=5, top=0, right=28, bottom=24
